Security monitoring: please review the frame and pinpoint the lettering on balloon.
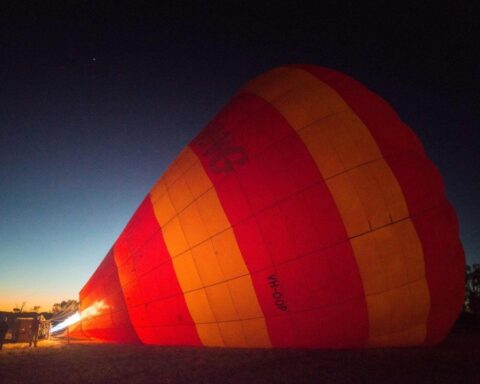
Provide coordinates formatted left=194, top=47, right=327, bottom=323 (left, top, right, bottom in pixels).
left=267, top=273, right=287, bottom=311
left=192, top=122, right=248, bottom=173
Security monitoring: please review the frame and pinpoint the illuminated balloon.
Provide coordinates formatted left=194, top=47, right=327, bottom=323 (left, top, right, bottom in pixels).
left=70, top=65, right=465, bottom=348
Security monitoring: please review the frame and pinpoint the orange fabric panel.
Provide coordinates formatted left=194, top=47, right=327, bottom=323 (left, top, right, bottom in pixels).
left=239, top=67, right=347, bottom=117
left=296, top=111, right=381, bottom=179
left=227, top=275, right=265, bottom=319
left=172, top=251, right=203, bottom=292
left=369, top=324, right=427, bottom=347
left=273, top=83, right=335, bottom=129
left=210, top=229, right=249, bottom=280
left=184, top=289, right=217, bottom=323
left=195, top=323, right=225, bottom=347
left=335, top=110, right=382, bottom=168
left=168, top=176, right=194, bottom=213
left=374, top=288, right=425, bottom=345
left=392, top=217, right=425, bottom=281
left=149, top=147, right=271, bottom=348
left=184, top=162, right=213, bottom=198
left=240, top=67, right=314, bottom=102
left=364, top=159, right=409, bottom=223
left=218, top=321, right=249, bottom=347
left=351, top=220, right=430, bottom=345
left=241, top=318, right=272, bottom=348
left=325, top=160, right=409, bottom=236
left=178, top=203, right=209, bottom=247
left=162, top=217, right=189, bottom=257
left=151, top=192, right=176, bottom=227
left=326, top=173, right=371, bottom=236
left=205, top=283, right=240, bottom=322
left=345, top=163, right=393, bottom=230
left=162, top=161, right=183, bottom=188
left=191, top=240, right=225, bottom=286
left=296, top=116, right=345, bottom=178
left=175, top=147, right=198, bottom=174
left=241, top=66, right=430, bottom=346
left=150, top=178, right=167, bottom=204
left=195, top=189, right=231, bottom=237
left=349, top=232, right=387, bottom=295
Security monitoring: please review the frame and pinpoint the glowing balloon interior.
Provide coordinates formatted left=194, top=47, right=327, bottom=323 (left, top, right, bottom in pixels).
left=68, top=65, right=465, bottom=348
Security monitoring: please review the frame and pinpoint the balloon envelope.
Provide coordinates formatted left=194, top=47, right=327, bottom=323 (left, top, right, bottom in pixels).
left=69, top=65, right=465, bottom=348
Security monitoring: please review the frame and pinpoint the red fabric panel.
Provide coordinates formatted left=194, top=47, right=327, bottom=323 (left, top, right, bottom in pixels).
left=190, top=93, right=369, bottom=348
left=123, top=197, right=164, bottom=256
left=134, top=326, right=158, bottom=345
left=385, top=151, right=445, bottom=215
left=297, top=65, right=465, bottom=344
left=250, top=242, right=367, bottom=348
left=133, top=230, right=171, bottom=277
left=80, top=249, right=113, bottom=302
left=233, top=217, right=273, bottom=272
left=78, top=250, right=139, bottom=343
left=114, top=198, right=202, bottom=346
left=132, top=295, right=200, bottom=346
left=128, top=304, right=150, bottom=329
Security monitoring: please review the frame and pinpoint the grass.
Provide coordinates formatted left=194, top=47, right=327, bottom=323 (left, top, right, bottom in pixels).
left=1, top=327, right=479, bottom=384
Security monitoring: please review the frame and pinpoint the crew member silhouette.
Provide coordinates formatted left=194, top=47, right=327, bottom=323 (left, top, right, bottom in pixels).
left=29, top=315, right=41, bottom=347
left=0, top=317, right=8, bottom=349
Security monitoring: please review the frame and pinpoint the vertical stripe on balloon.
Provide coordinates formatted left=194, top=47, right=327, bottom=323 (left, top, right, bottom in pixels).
left=150, top=147, right=271, bottom=348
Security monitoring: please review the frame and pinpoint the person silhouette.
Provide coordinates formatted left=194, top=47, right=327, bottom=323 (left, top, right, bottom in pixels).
left=29, top=315, right=41, bottom=348
left=0, top=317, right=8, bottom=349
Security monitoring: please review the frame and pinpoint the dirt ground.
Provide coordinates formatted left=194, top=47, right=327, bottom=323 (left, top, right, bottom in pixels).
left=1, top=328, right=479, bottom=384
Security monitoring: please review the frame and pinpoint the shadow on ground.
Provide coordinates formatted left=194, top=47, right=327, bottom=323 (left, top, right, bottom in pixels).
left=1, top=327, right=479, bottom=384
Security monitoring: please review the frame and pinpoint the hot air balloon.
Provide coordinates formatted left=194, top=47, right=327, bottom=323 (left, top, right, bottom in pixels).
left=69, top=65, right=465, bottom=348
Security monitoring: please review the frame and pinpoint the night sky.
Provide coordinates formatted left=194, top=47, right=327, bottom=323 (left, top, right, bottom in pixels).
left=1, top=2, right=479, bottom=311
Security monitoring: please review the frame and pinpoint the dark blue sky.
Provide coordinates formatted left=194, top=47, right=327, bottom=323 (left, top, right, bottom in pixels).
left=1, top=2, right=479, bottom=310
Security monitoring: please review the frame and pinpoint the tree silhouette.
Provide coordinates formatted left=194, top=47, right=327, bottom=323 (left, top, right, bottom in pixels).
left=12, top=302, right=26, bottom=313
left=52, top=299, right=79, bottom=314
left=465, top=264, right=480, bottom=322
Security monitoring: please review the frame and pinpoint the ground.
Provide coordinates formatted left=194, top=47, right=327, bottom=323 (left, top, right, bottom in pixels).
left=1, top=328, right=479, bottom=384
